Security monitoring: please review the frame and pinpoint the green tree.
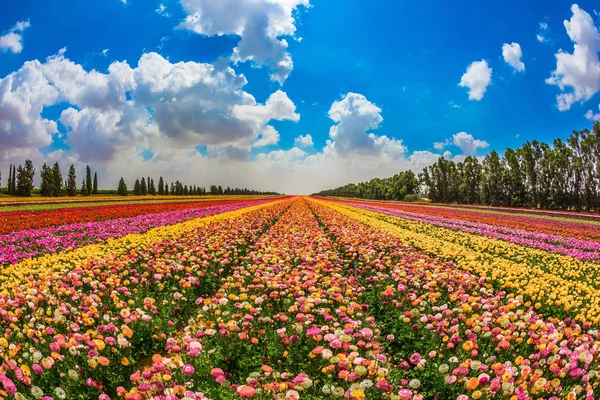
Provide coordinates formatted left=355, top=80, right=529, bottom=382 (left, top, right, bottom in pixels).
left=16, top=160, right=35, bottom=197
left=141, top=177, right=147, bottom=195
left=117, top=178, right=128, bottom=196
left=85, top=166, right=92, bottom=196
left=67, top=165, right=77, bottom=196
left=52, top=162, right=63, bottom=196
left=93, top=172, right=98, bottom=194
left=40, top=163, right=54, bottom=197
left=134, top=179, right=142, bottom=195
left=158, top=177, right=165, bottom=195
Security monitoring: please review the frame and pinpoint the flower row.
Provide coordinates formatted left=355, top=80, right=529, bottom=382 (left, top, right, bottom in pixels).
left=0, top=199, right=267, bottom=234
left=329, top=199, right=600, bottom=243
left=0, top=199, right=291, bottom=399
left=0, top=199, right=275, bottom=266
left=322, top=201, right=600, bottom=325
left=343, top=201, right=600, bottom=262
left=312, top=199, right=599, bottom=399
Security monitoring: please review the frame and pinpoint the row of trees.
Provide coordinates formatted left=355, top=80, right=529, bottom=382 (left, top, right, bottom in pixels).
left=4, top=161, right=98, bottom=197
left=421, top=122, right=600, bottom=210
left=118, top=177, right=279, bottom=197
left=317, top=122, right=600, bottom=212
left=313, top=171, right=420, bottom=201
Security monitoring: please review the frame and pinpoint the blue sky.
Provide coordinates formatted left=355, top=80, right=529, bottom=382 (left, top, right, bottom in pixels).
left=1, top=0, right=600, bottom=193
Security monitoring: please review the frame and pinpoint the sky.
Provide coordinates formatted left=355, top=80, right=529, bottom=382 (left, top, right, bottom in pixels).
left=1, top=1, right=600, bottom=194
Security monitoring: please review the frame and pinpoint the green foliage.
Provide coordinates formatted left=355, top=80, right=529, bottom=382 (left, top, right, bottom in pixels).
left=404, top=193, right=421, bottom=202
left=314, top=170, right=419, bottom=201
left=67, top=164, right=78, bottom=196
left=117, top=178, right=128, bottom=196
left=85, top=166, right=93, bottom=196
left=16, top=160, right=35, bottom=197
left=133, top=179, right=142, bottom=196
left=419, top=122, right=600, bottom=211
left=93, top=172, right=98, bottom=194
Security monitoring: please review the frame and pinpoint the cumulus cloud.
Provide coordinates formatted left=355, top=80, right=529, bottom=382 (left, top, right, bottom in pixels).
left=1, top=55, right=449, bottom=194
left=294, top=134, right=313, bottom=147
left=0, top=59, right=59, bottom=162
left=459, top=60, right=492, bottom=101
left=452, top=131, right=489, bottom=155
left=0, top=20, right=31, bottom=54
left=433, top=139, right=451, bottom=150
left=546, top=4, right=600, bottom=111
left=433, top=132, right=489, bottom=155
left=585, top=105, right=600, bottom=121
left=502, top=42, right=525, bottom=71
left=327, top=92, right=406, bottom=158
left=178, top=0, right=309, bottom=84
left=0, top=50, right=301, bottom=164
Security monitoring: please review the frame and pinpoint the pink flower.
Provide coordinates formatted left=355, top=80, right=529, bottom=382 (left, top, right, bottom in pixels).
left=182, top=364, right=195, bottom=376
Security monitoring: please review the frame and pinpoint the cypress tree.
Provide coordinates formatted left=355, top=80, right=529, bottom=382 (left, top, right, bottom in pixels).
left=134, top=179, right=142, bottom=195
left=80, top=178, right=87, bottom=196
left=16, top=160, right=35, bottom=197
left=7, top=165, right=12, bottom=195
left=52, top=162, right=63, bottom=196
left=85, top=166, right=92, bottom=196
left=93, top=172, right=98, bottom=194
left=164, top=182, right=169, bottom=195
left=40, top=163, right=53, bottom=197
left=67, top=165, right=77, bottom=196
left=11, top=165, right=16, bottom=194
left=158, top=177, right=165, bottom=195
left=141, top=177, right=147, bottom=196
left=149, top=178, right=156, bottom=195
left=117, top=178, right=128, bottom=196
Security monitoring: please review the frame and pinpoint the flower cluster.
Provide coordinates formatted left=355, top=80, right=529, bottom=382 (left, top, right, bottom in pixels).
left=0, top=199, right=289, bottom=398
left=327, top=200, right=600, bottom=324
left=0, top=199, right=275, bottom=265
left=0, top=199, right=264, bottom=234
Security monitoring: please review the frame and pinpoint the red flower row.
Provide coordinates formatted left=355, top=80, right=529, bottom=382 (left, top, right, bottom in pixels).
left=0, top=199, right=269, bottom=234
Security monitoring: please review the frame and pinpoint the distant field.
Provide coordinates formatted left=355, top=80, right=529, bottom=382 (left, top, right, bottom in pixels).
left=0, top=194, right=281, bottom=211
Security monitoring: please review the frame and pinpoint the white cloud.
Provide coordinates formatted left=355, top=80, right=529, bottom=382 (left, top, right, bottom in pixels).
left=1, top=57, right=452, bottom=194
left=433, top=139, right=451, bottom=150
left=101, top=49, right=110, bottom=56
left=459, top=60, right=492, bottom=101
left=156, top=4, right=167, bottom=15
left=502, top=42, right=525, bottom=71
left=328, top=92, right=403, bottom=156
left=0, top=20, right=31, bottom=54
left=0, top=59, right=59, bottom=162
left=433, top=132, right=488, bottom=156
left=178, top=0, right=310, bottom=84
left=0, top=50, right=301, bottom=164
left=537, top=21, right=549, bottom=43
left=253, top=125, right=280, bottom=147
left=233, top=90, right=299, bottom=125
left=294, top=134, right=313, bottom=147
left=585, top=105, right=600, bottom=121
left=546, top=4, right=600, bottom=111
left=452, top=131, right=489, bottom=155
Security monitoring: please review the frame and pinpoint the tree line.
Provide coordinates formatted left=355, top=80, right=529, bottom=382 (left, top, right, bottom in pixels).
left=313, top=171, right=420, bottom=201
left=2, top=161, right=280, bottom=197
left=116, top=177, right=279, bottom=197
left=3, top=161, right=94, bottom=197
left=316, top=122, right=600, bottom=212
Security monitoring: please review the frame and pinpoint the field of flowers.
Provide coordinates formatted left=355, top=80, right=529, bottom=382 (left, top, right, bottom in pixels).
left=0, top=196, right=598, bottom=399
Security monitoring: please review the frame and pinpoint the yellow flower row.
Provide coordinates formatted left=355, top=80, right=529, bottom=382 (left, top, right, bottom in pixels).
left=0, top=201, right=281, bottom=296
left=318, top=200, right=600, bottom=324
